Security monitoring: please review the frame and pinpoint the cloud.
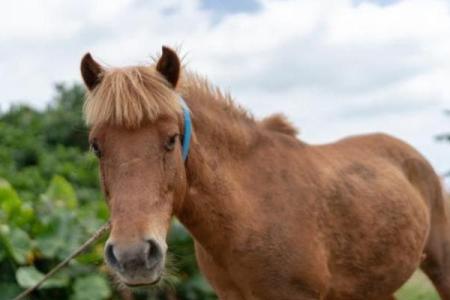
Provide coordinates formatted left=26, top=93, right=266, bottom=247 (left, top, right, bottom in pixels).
left=0, top=0, right=449, bottom=177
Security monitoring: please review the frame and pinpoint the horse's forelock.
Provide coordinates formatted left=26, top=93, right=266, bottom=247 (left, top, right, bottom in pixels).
left=83, top=66, right=182, bottom=129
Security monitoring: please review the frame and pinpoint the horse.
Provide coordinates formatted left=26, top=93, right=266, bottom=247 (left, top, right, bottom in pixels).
left=80, top=46, right=450, bottom=300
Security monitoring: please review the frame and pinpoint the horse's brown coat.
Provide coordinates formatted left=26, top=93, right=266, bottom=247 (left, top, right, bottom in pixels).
left=81, top=47, right=450, bottom=299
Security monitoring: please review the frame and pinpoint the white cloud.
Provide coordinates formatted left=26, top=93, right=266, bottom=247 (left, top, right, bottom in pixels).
left=0, top=0, right=449, bottom=177
left=327, top=0, right=450, bottom=43
left=0, top=1, right=83, bottom=41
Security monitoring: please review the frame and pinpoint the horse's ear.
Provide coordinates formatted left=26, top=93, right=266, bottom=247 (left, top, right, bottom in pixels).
left=81, top=53, right=103, bottom=91
left=156, top=46, right=180, bottom=88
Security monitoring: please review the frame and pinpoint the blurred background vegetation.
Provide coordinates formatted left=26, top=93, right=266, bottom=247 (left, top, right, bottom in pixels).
left=0, top=84, right=447, bottom=299
left=0, top=83, right=215, bottom=300
left=436, top=110, right=450, bottom=178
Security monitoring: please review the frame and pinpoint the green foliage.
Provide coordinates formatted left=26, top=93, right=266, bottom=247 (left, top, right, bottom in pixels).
left=70, top=274, right=111, bottom=300
left=396, top=271, right=440, bottom=300
left=0, top=173, right=108, bottom=299
left=0, top=83, right=216, bottom=299
left=16, top=266, right=69, bottom=289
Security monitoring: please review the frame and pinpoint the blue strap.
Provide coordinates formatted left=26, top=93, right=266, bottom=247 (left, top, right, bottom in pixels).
left=179, top=97, right=192, bottom=161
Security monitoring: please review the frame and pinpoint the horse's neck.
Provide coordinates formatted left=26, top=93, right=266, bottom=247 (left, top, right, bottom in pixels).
left=176, top=95, right=256, bottom=254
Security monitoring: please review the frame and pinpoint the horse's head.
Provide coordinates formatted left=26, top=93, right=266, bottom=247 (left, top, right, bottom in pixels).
left=80, top=47, right=188, bottom=286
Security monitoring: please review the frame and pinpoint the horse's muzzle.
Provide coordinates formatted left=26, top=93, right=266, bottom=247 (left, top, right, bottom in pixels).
left=104, top=239, right=165, bottom=286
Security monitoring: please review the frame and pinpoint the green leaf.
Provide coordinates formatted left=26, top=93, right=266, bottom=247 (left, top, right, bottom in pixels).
left=0, top=178, right=21, bottom=219
left=18, top=202, right=34, bottom=224
left=70, top=274, right=111, bottom=300
left=0, top=242, right=5, bottom=261
left=0, top=282, right=22, bottom=300
left=0, top=227, right=32, bottom=264
left=34, top=211, right=84, bottom=260
left=187, top=273, right=215, bottom=294
left=35, top=234, right=63, bottom=258
left=0, top=179, right=35, bottom=228
left=16, top=266, right=69, bottom=289
left=16, top=266, right=43, bottom=288
left=44, top=175, right=78, bottom=209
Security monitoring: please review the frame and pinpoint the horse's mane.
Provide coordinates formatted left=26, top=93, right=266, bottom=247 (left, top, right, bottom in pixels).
left=260, top=114, right=298, bottom=136
left=180, top=72, right=298, bottom=136
left=179, top=72, right=254, bottom=122
left=84, top=64, right=297, bottom=136
left=84, top=66, right=181, bottom=128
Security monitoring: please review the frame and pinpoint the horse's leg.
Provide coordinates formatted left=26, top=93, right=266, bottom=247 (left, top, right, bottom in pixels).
left=421, top=222, right=450, bottom=299
left=420, top=190, right=450, bottom=299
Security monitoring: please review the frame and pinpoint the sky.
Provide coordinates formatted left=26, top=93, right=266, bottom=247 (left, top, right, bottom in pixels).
left=0, top=0, right=449, bottom=182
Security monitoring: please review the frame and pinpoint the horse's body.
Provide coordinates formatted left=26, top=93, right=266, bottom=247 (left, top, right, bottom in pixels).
left=177, top=91, right=450, bottom=300
left=80, top=47, right=450, bottom=299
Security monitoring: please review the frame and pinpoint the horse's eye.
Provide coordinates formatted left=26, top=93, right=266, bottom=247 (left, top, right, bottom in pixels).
left=165, top=134, right=178, bottom=151
left=91, top=142, right=102, bottom=158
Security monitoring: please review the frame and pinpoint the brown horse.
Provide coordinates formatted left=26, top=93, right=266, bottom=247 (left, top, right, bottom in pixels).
left=80, top=46, right=450, bottom=300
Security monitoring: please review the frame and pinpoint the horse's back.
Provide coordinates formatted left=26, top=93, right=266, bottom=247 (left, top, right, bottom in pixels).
left=326, top=132, right=442, bottom=210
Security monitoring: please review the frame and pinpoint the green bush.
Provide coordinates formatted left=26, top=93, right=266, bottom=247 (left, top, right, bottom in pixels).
left=0, top=84, right=215, bottom=300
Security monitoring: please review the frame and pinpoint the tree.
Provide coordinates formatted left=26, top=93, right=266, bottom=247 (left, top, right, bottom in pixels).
left=0, top=83, right=215, bottom=300
left=436, top=110, right=450, bottom=177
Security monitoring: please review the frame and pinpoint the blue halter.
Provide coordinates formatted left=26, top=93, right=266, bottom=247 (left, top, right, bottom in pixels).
left=179, top=97, right=192, bottom=161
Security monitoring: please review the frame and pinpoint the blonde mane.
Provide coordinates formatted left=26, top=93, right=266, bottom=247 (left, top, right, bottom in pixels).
left=179, top=72, right=298, bottom=137
left=84, top=66, right=181, bottom=128
left=84, top=63, right=297, bottom=136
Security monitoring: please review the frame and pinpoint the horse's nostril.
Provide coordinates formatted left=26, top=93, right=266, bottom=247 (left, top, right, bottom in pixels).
left=145, top=239, right=163, bottom=269
left=105, top=240, right=163, bottom=273
left=105, top=243, right=122, bottom=271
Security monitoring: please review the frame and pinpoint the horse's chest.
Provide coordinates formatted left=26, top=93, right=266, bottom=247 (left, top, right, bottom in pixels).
left=195, top=231, right=328, bottom=300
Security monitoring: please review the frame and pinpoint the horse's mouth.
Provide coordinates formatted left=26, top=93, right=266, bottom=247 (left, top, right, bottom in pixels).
left=124, top=277, right=161, bottom=287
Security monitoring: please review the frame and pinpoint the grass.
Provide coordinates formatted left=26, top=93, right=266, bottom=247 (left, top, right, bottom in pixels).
left=396, top=271, right=440, bottom=300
